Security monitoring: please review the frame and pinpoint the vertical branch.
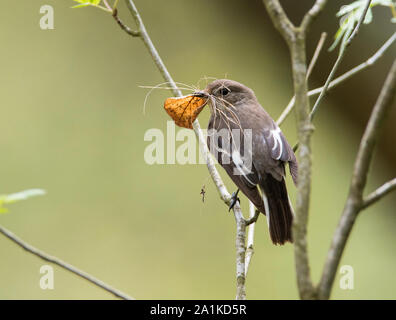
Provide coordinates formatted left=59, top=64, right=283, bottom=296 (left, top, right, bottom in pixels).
left=318, top=59, right=396, bottom=299
left=267, top=0, right=395, bottom=300
left=234, top=204, right=247, bottom=300
left=289, top=31, right=316, bottom=299
left=245, top=202, right=258, bottom=276
left=233, top=202, right=259, bottom=300
left=263, top=0, right=328, bottom=299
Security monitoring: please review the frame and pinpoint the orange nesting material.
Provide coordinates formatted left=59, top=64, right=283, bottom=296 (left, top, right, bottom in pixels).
left=164, top=95, right=207, bottom=129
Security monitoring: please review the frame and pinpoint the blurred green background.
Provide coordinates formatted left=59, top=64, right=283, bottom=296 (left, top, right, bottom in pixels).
left=0, top=0, right=395, bottom=299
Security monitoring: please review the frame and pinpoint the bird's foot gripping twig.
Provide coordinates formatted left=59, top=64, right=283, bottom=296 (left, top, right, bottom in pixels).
left=229, top=189, right=240, bottom=212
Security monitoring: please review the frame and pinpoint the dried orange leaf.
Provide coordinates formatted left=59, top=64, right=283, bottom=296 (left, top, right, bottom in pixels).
left=164, top=95, right=207, bottom=129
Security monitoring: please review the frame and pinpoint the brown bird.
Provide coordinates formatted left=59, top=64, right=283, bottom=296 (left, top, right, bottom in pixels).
left=193, top=79, right=298, bottom=245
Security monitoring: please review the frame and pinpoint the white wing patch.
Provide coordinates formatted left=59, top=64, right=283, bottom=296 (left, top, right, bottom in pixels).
left=263, top=127, right=283, bottom=160
left=271, top=127, right=283, bottom=160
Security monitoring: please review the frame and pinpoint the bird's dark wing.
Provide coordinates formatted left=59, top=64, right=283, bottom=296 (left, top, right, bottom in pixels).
left=207, top=124, right=266, bottom=214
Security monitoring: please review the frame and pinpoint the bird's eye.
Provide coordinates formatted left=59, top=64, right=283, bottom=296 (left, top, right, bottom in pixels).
left=219, top=87, right=231, bottom=96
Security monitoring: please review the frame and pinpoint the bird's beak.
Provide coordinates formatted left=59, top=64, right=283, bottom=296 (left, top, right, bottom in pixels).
left=192, top=91, right=208, bottom=98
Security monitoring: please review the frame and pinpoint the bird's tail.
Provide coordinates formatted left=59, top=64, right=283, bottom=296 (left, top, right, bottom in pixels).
left=259, top=175, right=293, bottom=245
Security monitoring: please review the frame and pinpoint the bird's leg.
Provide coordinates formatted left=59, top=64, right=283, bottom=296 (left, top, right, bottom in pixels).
left=229, top=189, right=240, bottom=212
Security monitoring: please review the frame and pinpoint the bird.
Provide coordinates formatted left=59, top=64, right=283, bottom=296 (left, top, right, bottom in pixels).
left=193, top=79, right=298, bottom=245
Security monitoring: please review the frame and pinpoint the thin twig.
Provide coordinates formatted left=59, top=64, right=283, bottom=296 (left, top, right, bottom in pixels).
left=102, top=0, right=112, bottom=10
left=112, top=9, right=140, bottom=37
left=318, top=58, right=396, bottom=300
left=346, top=1, right=371, bottom=47
left=300, top=0, right=328, bottom=33
left=245, top=202, right=258, bottom=276
left=277, top=31, right=396, bottom=125
left=234, top=203, right=247, bottom=300
left=277, top=32, right=327, bottom=126
left=0, top=224, right=134, bottom=300
left=361, top=177, right=396, bottom=209
left=307, top=32, right=328, bottom=79
left=246, top=208, right=260, bottom=226
left=312, top=31, right=396, bottom=100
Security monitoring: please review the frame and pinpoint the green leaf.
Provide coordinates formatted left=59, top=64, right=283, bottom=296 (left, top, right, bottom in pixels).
left=1, top=189, right=46, bottom=203
left=0, top=189, right=46, bottom=214
left=364, top=7, right=373, bottom=24
left=337, top=1, right=365, bottom=17
left=73, top=0, right=101, bottom=4
left=328, top=22, right=346, bottom=51
left=330, top=0, right=396, bottom=51
left=72, top=0, right=101, bottom=8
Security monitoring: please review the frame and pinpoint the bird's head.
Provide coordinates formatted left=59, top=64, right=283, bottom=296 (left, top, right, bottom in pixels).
left=193, top=79, right=256, bottom=111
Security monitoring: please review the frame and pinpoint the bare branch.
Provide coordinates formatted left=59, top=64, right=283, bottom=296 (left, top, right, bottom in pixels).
left=300, top=0, right=328, bottom=33
left=112, top=9, right=140, bottom=37
left=277, top=31, right=396, bottom=126
left=277, top=32, right=327, bottom=126
left=306, top=32, right=328, bottom=79
left=288, top=16, right=327, bottom=298
left=0, top=224, right=134, bottom=300
left=245, top=202, right=259, bottom=276
left=234, top=204, right=247, bottom=300
left=289, top=34, right=316, bottom=298
left=345, top=0, right=372, bottom=47
left=310, top=0, right=372, bottom=121
left=263, top=0, right=325, bottom=299
left=102, top=0, right=112, bottom=10
left=245, top=208, right=260, bottom=226
left=316, top=31, right=396, bottom=97
left=262, top=0, right=295, bottom=44
left=362, top=178, right=396, bottom=209
left=318, top=58, right=396, bottom=300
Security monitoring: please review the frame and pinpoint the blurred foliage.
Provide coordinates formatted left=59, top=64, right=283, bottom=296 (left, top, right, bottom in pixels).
left=330, top=0, right=396, bottom=51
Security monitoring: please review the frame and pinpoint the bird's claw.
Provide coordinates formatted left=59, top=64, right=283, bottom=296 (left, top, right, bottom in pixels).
left=228, top=189, right=240, bottom=212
